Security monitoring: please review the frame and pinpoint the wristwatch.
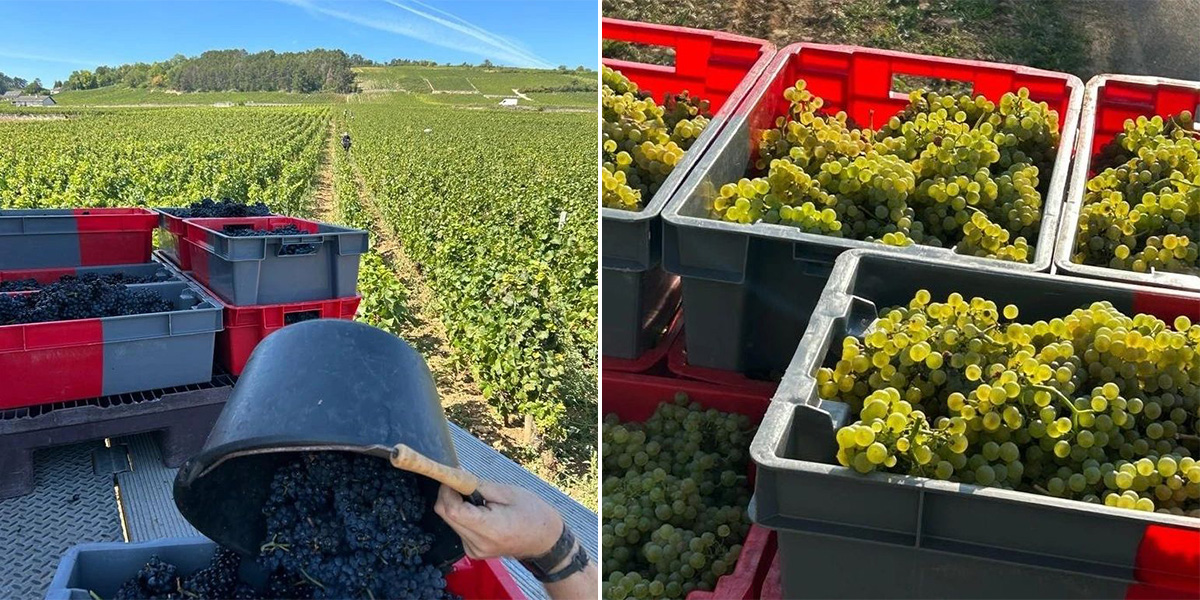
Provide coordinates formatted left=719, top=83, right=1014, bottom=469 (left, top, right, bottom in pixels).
left=520, top=524, right=590, bottom=583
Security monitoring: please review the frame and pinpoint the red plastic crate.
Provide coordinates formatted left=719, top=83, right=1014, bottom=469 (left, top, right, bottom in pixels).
left=665, top=331, right=780, bottom=396
left=747, top=42, right=1080, bottom=135
left=0, top=208, right=157, bottom=269
left=446, top=556, right=526, bottom=599
left=217, top=294, right=361, bottom=376
left=0, top=318, right=106, bottom=406
left=602, top=371, right=776, bottom=600
left=1081, top=75, right=1200, bottom=159
left=1055, top=74, right=1200, bottom=293
left=603, top=18, right=775, bottom=114
left=602, top=308, right=682, bottom=374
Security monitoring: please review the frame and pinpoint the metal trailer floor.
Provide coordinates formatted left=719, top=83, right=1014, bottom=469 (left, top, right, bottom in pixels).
left=0, top=406, right=597, bottom=600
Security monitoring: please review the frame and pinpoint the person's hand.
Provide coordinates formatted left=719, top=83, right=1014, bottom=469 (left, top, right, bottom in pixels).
left=433, top=480, right=564, bottom=560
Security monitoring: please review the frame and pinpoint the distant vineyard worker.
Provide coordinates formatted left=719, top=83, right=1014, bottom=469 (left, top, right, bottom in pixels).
left=435, top=481, right=597, bottom=599
left=341, top=132, right=352, bottom=152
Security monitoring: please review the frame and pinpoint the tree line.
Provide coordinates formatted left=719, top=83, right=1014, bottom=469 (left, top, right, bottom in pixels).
left=65, top=49, right=361, bottom=93
left=0, top=72, right=47, bottom=94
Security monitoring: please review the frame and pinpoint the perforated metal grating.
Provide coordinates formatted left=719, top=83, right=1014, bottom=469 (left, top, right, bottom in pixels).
left=0, top=442, right=124, bottom=599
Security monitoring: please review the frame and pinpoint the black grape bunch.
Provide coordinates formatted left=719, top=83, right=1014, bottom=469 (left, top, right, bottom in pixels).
left=181, top=197, right=272, bottom=218
left=0, top=276, right=172, bottom=326
left=105, top=452, right=460, bottom=600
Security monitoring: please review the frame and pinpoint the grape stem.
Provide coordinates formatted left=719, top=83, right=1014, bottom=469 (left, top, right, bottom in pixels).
left=299, top=568, right=326, bottom=591
left=88, top=592, right=103, bottom=600
left=1033, top=484, right=1050, bottom=495
left=1029, top=384, right=1093, bottom=427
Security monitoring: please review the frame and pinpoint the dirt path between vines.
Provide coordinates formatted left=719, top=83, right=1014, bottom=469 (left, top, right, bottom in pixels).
left=310, top=121, right=338, bottom=221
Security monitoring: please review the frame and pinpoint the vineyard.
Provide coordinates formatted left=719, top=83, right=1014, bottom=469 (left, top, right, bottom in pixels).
left=0, top=106, right=327, bottom=215
left=0, top=65, right=599, bottom=506
left=340, top=93, right=598, bottom=486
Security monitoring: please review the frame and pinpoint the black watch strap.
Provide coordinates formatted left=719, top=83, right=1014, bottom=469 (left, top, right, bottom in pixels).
left=520, top=524, right=577, bottom=581
left=541, top=546, right=589, bottom=583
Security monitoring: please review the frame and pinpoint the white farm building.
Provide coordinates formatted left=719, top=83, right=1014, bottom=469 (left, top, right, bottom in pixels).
left=11, top=95, right=55, bottom=107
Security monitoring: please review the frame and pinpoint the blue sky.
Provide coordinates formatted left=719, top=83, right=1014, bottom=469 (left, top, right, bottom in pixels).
left=0, top=0, right=598, bottom=84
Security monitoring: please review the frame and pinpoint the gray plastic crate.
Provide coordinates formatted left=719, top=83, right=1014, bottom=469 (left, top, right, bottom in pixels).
left=185, top=216, right=367, bottom=306
left=1054, top=74, right=1200, bottom=293
left=47, top=537, right=525, bottom=600
left=1, top=280, right=224, bottom=408
left=0, top=208, right=157, bottom=269
left=602, top=19, right=774, bottom=360
left=46, top=537, right=255, bottom=600
left=661, top=43, right=1083, bottom=375
left=751, top=249, right=1200, bottom=599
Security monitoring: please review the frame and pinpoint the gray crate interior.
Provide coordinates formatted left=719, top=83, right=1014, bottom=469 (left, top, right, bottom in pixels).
left=751, top=249, right=1200, bottom=598
left=660, top=43, right=1083, bottom=375
left=601, top=28, right=774, bottom=360
left=153, top=207, right=188, bottom=266
left=190, top=220, right=367, bottom=305
left=1054, top=74, right=1200, bottom=293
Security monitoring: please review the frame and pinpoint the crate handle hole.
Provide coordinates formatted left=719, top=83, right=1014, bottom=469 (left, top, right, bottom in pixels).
left=283, top=310, right=321, bottom=325
left=221, top=224, right=257, bottom=234
left=602, top=40, right=676, bottom=68
left=891, top=75, right=975, bottom=98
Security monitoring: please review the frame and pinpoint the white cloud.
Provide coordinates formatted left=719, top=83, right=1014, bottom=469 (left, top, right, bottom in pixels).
left=0, top=50, right=107, bottom=67
left=280, top=0, right=553, bottom=69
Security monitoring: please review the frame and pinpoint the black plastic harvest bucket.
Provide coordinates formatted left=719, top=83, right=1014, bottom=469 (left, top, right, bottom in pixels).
left=173, top=319, right=465, bottom=567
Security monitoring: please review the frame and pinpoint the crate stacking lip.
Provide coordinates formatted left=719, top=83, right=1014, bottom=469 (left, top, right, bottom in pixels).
left=182, top=216, right=367, bottom=306
left=602, top=371, right=781, bottom=600
left=1054, top=74, right=1200, bottom=293
left=751, top=249, right=1200, bottom=599
left=44, top=536, right=526, bottom=600
left=0, top=262, right=175, bottom=289
left=0, top=208, right=157, bottom=269
left=659, top=42, right=1084, bottom=376
left=0, top=279, right=224, bottom=410
left=601, top=18, right=775, bottom=360
left=155, top=206, right=283, bottom=271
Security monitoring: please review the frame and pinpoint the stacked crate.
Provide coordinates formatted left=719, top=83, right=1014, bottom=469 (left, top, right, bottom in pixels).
left=157, top=210, right=367, bottom=376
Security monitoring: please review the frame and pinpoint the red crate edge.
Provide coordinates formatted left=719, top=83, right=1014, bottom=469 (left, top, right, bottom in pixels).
left=447, top=557, right=526, bottom=600
left=666, top=332, right=780, bottom=397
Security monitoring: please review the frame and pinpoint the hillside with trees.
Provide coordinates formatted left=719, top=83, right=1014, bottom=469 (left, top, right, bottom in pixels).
left=64, top=49, right=364, bottom=93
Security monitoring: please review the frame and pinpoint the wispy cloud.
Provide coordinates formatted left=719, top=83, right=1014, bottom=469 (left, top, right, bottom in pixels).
left=0, top=50, right=106, bottom=67
left=281, top=0, right=554, bottom=69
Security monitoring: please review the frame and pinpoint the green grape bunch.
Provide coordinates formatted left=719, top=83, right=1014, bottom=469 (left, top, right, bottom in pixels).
left=601, top=395, right=755, bottom=599
left=1073, top=112, right=1200, bottom=276
left=710, top=80, right=1061, bottom=263
left=817, top=289, right=1200, bottom=517
left=602, top=67, right=711, bottom=211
